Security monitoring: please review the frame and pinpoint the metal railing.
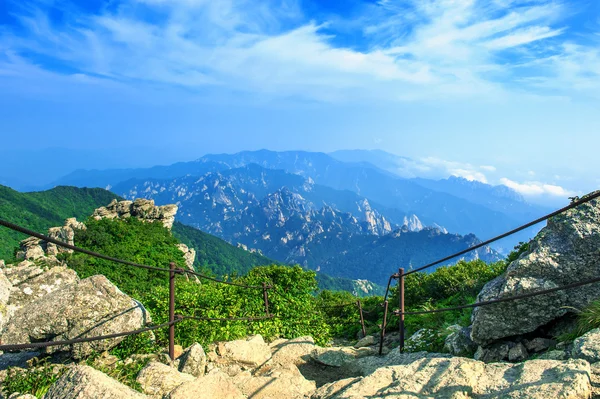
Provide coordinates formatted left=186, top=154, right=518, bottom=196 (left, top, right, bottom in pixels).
left=0, top=219, right=274, bottom=360
left=378, top=191, right=600, bottom=355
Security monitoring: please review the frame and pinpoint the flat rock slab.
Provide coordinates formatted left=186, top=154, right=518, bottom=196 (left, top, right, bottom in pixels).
left=44, top=365, right=147, bottom=399
left=166, top=370, right=245, bottom=399
left=270, top=336, right=316, bottom=366
left=233, top=364, right=316, bottom=399
left=311, top=346, right=375, bottom=367
left=313, top=356, right=591, bottom=399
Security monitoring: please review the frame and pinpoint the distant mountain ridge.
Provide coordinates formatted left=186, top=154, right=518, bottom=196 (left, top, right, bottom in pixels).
left=112, top=165, right=501, bottom=285
left=52, top=150, right=545, bottom=239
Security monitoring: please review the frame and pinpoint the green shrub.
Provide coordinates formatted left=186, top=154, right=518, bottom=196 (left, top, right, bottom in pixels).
left=557, top=299, right=600, bottom=342
left=144, top=265, right=331, bottom=347
left=66, top=217, right=187, bottom=299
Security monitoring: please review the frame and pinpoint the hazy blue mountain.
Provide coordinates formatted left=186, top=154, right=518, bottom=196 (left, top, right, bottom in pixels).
left=195, top=150, right=530, bottom=240
left=112, top=165, right=501, bottom=285
left=51, top=161, right=229, bottom=190
left=50, top=149, right=546, bottom=248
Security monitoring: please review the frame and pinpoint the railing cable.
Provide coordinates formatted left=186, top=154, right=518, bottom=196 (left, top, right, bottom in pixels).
left=404, top=191, right=600, bottom=276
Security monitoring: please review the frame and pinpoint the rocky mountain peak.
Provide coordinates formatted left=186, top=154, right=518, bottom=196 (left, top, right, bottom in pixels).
left=92, top=198, right=178, bottom=229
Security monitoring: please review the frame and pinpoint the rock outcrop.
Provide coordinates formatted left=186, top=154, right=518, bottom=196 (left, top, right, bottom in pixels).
left=92, top=199, right=177, bottom=229
left=471, top=191, right=600, bottom=344
left=16, top=218, right=85, bottom=261
left=1, top=275, right=150, bottom=359
left=44, top=365, right=146, bottom=399
left=314, top=356, right=592, bottom=399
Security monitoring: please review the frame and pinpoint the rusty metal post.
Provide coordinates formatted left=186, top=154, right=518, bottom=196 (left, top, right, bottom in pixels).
left=169, top=261, right=176, bottom=361
left=262, top=282, right=270, bottom=316
left=378, top=300, right=389, bottom=356
left=399, top=267, right=405, bottom=352
left=357, top=300, right=366, bottom=338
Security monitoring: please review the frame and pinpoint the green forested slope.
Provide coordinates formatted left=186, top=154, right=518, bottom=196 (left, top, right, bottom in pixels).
left=0, top=185, right=120, bottom=261
left=171, top=221, right=278, bottom=276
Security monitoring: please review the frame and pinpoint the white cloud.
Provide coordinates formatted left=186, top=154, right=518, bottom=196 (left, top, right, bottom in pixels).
left=1, top=0, right=597, bottom=102
left=420, top=157, right=488, bottom=183
left=499, top=177, right=575, bottom=197
left=480, top=165, right=497, bottom=172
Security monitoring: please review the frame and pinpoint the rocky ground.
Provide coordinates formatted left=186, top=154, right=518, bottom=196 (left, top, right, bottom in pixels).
left=4, top=328, right=600, bottom=399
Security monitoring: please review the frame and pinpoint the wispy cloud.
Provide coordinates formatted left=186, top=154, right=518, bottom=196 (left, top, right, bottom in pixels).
left=0, top=0, right=598, bottom=102
left=499, top=177, right=576, bottom=197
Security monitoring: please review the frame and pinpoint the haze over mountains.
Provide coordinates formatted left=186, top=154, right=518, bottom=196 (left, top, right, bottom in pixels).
left=17, top=149, right=554, bottom=284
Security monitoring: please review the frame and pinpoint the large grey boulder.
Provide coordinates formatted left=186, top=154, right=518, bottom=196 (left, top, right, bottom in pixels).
left=1, top=275, right=150, bottom=359
left=311, top=346, right=375, bottom=368
left=313, top=357, right=592, bottom=399
left=44, top=365, right=146, bottom=399
left=471, top=191, right=600, bottom=344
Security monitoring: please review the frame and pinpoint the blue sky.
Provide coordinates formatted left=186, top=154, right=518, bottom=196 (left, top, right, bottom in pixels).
left=1, top=0, right=599, bottom=205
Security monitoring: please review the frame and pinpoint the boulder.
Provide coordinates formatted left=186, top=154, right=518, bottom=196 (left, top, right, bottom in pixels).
left=233, top=363, right=316, bottom=399
left=93, top=199, right=178, bottom=230
left=45, top=218, right=85, bottom=255
left=313, top=357, right=592, bottom=399
left=166, top=370, right=245, bottom=399
left=354, top=335, right=375, bottom=348
left=136, top=361, right=194, bottom=397
left=444, top=326, right=477, bottom=356
left=44, top=365, right=146, bottom=399
left=216, top=334, right=271, bottom=368
left=177, top=343, right=206, bottom=377
left=270, top=336, right=316, bottom=366
left=7, top=266, right=78, bottom=308
left=525, top=337, right=556, bottom=353
left=572, top=328, right=600, bottom=363
left=311, top=346, right=375, bottom=367
left=1, top=275, right=150, bottom=359
left=474, top=341, right=513, bottom=363
left=15, top=237, right=45, bottom=260
left=471, top=192, right=600, bottom=344
left=508, top=342, right=529, bottom=362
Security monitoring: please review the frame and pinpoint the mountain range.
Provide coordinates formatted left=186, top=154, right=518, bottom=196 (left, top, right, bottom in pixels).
left=28, top=149, right=552, bottom=283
